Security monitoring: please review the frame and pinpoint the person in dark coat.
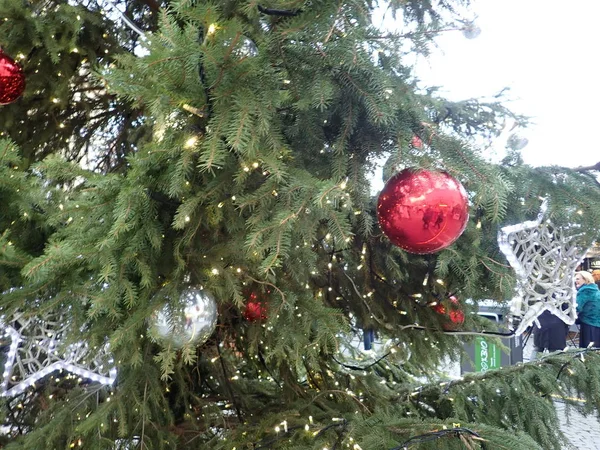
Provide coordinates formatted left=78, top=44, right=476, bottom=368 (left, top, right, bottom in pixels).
left=575, top=271, right=600, bottom=348
left=532, top=309, right=568, bottom=355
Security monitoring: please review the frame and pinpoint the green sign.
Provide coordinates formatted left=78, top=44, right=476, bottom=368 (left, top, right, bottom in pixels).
left=474, top=337, right=500, bottom=372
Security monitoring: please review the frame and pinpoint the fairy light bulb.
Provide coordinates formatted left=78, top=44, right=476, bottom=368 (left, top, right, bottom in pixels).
left=184, top=136, right=197, bottom=148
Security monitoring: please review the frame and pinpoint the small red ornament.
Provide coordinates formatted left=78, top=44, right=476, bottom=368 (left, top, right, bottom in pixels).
left=433, top=295, right=465, bottom=330
left=244, top=292, right=268, bottom=322
left=377, top=169, right=469, bottom=254
left=411, top=135, right=423, bottom=148
left=0, top=50, right=25, bottom=105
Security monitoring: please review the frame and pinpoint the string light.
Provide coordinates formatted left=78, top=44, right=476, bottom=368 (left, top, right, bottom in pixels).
left=184, top=136, right=198, bottom=148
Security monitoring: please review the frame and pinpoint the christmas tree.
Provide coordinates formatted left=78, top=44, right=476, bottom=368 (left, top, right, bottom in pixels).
left=1, top=1, right=600, bottom=449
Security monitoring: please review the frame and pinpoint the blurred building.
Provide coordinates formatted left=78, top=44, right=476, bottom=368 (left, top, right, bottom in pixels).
left=581, top=243, right=600, bottom=271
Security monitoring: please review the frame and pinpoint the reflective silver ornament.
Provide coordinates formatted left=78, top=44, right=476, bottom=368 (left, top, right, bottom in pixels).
left=462, top=23, right=481, bottom=39
left=507, top=133, right=529, bottom=151
left=150, top=288, right=218, bottom=348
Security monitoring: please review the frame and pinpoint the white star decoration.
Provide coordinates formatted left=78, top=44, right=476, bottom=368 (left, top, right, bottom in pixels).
left=498, top=199, right=588, bottom=336
left=0, top=310, right=116, bottom=397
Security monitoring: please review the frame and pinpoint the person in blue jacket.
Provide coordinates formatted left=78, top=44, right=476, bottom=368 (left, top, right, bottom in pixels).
left=575, top=271, right=600, bottom=348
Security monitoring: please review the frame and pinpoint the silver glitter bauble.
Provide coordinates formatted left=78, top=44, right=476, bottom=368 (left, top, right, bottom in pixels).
left=150, top=288, right=218, bottom=348
left=507, top=133, right=529, bottom=151
left=462, top=23, right=481, bottom=39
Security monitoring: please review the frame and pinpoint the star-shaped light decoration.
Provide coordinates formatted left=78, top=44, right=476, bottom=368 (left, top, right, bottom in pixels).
left=0, top=310, right=116, bottom=397
left=498, top=199, right=588, bottom=336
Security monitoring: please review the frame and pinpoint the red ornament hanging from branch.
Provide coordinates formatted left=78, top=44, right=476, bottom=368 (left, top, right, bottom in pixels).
left=411, top=135, right=423, bottom=149
left=0, top=50, right=25, bottom=105
left=433, top=295, right=465, bottom=330
left=244, top=291, right=268, bottom=322
left=377, top=169, right=469, bottom=254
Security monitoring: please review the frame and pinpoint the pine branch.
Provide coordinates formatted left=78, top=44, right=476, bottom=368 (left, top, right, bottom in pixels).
left=257, top=5, right=301, bottom=17
left=215, top=329, right=244, bottom=422
left=574, top=161, right=600, bottom=172
left=390, top=427, right=484, bottom=450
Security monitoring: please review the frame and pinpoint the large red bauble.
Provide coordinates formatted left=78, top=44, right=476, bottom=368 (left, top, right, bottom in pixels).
left=377, top=169, right=469, bottom=254
left=0, top=51, right=25, bottom=105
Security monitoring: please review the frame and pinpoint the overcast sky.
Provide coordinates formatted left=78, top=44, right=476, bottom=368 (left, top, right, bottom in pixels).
left=411, top=0, right=600, bottom=169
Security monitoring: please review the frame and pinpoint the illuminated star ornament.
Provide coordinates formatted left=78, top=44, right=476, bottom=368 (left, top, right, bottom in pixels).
left=498, top=199, right=588, bottom=336
left=0, top=310, right=116, bottom=397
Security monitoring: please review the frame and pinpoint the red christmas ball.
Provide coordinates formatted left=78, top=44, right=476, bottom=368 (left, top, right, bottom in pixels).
left=433, top=295, right=465, bottom=330
left=244, top=292, right=268, bottom=322
left=411, top=135, right=423, bottom=148
left=447, top=296, right=465, bottom=325
left=448, top=309, right=465, bottom=325
left=377, top=169, right=469, bottom=254
left=432, top=303, right=445, bottom=315
left=0, top=51, right=25, bottom=105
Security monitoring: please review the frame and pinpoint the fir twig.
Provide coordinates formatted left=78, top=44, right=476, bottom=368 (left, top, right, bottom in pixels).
left=215, top=330, right=244, bottom=422
left=390, top=427, right=485, bottom=450
left=398, top=324, right=516, bottom=338
left=332, top=352, right=391, bottom=371
left=574, top=161, right=600, bottom=172
left=257, top=5, right=301, bottom=17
